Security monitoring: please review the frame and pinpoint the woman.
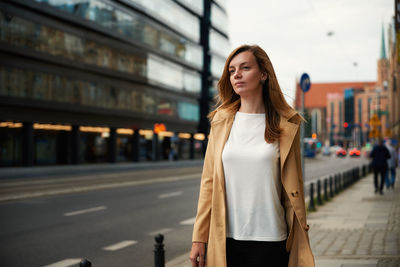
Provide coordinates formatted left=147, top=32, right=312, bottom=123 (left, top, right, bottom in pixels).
left=189, top=45, right=314, bottom=267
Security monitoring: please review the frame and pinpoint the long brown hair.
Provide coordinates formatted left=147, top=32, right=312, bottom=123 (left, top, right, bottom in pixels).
left=209, top=44, right=296, bottom=143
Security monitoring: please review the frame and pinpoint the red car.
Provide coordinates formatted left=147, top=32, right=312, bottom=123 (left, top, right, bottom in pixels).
left=336, top=148, right=347, bottom=157
left=349, top=148, right=361, bottom=157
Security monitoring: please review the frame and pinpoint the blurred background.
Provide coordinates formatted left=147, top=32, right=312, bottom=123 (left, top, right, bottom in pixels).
left=0, top=1, right=398, bottom=267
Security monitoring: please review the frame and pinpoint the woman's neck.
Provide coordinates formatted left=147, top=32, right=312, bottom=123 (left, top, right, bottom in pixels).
left=238, top=94, right=265, bottom=114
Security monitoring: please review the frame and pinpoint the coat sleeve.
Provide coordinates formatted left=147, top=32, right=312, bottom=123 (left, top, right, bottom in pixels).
left=192, top=126, right=215, bottom=243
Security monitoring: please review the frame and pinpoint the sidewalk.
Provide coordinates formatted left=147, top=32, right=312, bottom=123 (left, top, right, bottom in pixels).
left=167, top=171, right=400, bottom=267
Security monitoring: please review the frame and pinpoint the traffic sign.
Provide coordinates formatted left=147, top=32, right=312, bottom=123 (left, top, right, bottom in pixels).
left=369, top=114, right=381, bottom=127
left=300, top=73, right=311, bottom=92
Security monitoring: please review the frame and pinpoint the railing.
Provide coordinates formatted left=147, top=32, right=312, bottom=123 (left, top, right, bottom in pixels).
left=308, top=164, right=371, bottom=211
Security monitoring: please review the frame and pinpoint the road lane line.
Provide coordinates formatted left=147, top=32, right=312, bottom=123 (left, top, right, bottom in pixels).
left=42, top=258, right=81, bottom=267
left=158, top=191, right=182, bottom=199
left=0, top=173, right=202, bottom=202
left=180, top=217, right=196, bottom=225
left=64, top=206, right=106, bottom=216
left=103, top=240, right=137, bottom=251
left=148, top=228, right=172, bottom=236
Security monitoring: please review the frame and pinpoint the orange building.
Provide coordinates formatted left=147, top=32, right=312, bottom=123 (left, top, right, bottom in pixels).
left=388, top=21, right=400, bottom=142
left=295, top=26, right=391, bottom=147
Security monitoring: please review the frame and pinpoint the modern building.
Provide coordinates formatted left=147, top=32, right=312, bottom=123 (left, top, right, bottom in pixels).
left=0, top=0, right=230, bottom=166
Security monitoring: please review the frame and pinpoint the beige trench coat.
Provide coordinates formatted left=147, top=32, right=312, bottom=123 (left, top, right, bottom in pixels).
left=192, top=108, right=315, bottom=267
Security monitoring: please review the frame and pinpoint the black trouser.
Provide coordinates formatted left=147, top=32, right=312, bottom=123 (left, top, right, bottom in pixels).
left=373, top=166, right=387, bottom=192
left=226, top=238, right=289, bottom=267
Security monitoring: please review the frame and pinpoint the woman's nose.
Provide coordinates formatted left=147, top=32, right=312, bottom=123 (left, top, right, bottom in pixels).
left=233, top=70, right=241, bottom=79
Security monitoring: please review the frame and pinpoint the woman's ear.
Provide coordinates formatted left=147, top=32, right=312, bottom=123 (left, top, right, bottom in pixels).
left=261, top=73, right=267, bottom=82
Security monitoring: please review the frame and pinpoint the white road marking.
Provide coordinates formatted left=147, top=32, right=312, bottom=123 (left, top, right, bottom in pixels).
left=1, top=173, right=201, bottom=202
left=148, top=228, right=172, bottom=236
left=42, top=258, right=81, bottom=267
left=103, top=240, right=137, bottom=251
left=158, top=191, right=182, bottom=199
left=180, top=217, right=196, bottom=225
left=64, top=206, right=106, bottom=216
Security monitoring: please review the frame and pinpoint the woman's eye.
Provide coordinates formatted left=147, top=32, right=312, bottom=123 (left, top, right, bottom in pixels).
left=242, top=66, right=249, bottom=70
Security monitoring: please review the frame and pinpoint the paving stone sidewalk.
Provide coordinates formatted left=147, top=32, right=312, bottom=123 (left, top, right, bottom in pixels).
left=308, top=172, right=400, bottom=267
left=167, top=171, right=400, bottom=267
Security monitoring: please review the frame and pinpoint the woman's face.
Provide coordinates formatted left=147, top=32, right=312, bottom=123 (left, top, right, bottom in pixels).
left=228, top=51, right=266, bottom=97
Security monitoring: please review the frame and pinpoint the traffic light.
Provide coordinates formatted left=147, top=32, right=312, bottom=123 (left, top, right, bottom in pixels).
left=312, top=133, right=317, bottom=139
left=343, top=122, right=348, bottom=128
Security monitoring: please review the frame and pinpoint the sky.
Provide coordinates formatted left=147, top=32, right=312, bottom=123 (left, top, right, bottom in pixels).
left=226, top=0, right=394, bottom=106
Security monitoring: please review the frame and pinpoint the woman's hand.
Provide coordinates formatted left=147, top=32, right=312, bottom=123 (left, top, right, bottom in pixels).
left=189, top=242, right=206, bottom=267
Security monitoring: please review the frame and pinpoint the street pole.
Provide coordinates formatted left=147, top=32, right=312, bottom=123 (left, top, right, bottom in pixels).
left=301, top=90, right=305, bottom=183
left=299, top=73, right=311, bottom=186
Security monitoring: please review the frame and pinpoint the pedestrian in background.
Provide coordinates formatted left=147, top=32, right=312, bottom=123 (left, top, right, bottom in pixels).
left=370, top=138, right=390, bottom=194
left=385, top=140, right=398, bottom=189
left=189, top=45, right=314, bottom=267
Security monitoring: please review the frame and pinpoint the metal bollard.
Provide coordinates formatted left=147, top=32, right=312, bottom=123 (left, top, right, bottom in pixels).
left=324, top=178, right=328, bottom=201
left=354, top=168, right=357, bottom=182
left=341, top=171, right=349, bottom=190
left=329, top=176, right=334, bottom=198
left=309, top=183, right=315, bottom=211
left=79, top=259, right=91, bottom=267
left=334, top=175, right=337, bottom=194
left=335, top=174, right=339, bottom=194
left=154, top=234, right=165, bottom=267
left=317, top=179, right=322, bottom=205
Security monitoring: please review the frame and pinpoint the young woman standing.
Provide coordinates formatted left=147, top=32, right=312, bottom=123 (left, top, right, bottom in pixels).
left=190, top=45, right=314, bottom=267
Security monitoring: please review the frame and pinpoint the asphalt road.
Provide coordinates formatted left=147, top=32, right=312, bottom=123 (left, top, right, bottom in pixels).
left=0, top=178, right=200, bottom=267
left=0, top=155, right=370, bottom=267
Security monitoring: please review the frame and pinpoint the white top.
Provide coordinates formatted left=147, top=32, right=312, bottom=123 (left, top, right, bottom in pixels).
left=222, top=112, right=287, bottom=241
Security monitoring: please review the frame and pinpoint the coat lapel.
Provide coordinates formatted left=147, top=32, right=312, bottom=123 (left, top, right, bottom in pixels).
left=279, top=117, right=299, bottom=173
left=214, top=114, right=235, bottom=194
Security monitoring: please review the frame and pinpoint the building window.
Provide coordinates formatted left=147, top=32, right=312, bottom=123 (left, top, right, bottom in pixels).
left=126, top=0, right=200, bottom=42
left=339, top=101, right=343, bottom=132
left=211, top=3, right=228, bottom=33
left=0, top=13, right=201, bottom=94
left=175, top=0, right=204, bottom=15
left=367, top=98, right=372, bottom=122
left=358, top=98, right=362, bottom=126
left=32, top=0, right=203, bottom=68
left=0, top=66, right=199, bottom=122
left=210, top=29, right=230, bottom=58
left=330, top=102, right=334, bottom=129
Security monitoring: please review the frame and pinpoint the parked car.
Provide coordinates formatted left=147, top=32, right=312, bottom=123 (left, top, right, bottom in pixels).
left=349, top=147, right=361, bottom=157
left=303, top=138, right=318, bottom=158
left=336, top=147, right=347, bottom=157
left=322, top=146, right=331, bottom=156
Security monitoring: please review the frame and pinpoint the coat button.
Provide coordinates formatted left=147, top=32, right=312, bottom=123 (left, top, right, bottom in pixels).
left=304, top=224, right=310, bottom=231
left=291, top=190, right=298, bottom=197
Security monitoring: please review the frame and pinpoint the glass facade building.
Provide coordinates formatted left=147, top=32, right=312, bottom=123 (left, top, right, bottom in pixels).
left=0, top=0, right=229, bottom=166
